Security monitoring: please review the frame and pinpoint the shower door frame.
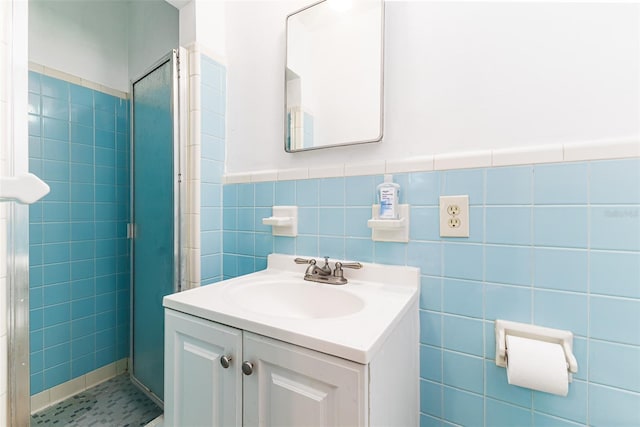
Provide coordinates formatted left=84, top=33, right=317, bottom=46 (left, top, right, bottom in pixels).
left=129, top=49, right=186, bottom=407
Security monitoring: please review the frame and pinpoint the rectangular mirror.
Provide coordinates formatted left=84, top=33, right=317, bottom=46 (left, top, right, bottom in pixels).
left=285, top=0, right=384, bottom=152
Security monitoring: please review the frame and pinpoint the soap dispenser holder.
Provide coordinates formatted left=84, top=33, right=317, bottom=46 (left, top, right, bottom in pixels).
left=262, top=206, right=298, bottom=237
left=367, top=204, right=410, bottom=243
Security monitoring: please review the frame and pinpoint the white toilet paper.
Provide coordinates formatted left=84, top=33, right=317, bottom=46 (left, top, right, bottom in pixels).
left=506, top=335, right=569, bottom=396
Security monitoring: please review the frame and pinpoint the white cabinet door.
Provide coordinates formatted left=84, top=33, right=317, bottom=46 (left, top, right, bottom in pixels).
left=242, top=332, right=367, bottom=427
left=165, top=310, right=242, bottom=427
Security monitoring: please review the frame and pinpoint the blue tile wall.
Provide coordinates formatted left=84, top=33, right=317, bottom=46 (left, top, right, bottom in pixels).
left=200, top=55, right=226, bottom=285
left=28, top=72, right=130, bottom=395
left=221, top=159, right=640, bottom=426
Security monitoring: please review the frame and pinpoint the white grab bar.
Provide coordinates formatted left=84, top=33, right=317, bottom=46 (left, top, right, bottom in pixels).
left=0, top=173, right=50, bottom=204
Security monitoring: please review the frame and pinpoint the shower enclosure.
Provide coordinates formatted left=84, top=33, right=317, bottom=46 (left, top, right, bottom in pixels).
left=130, top=49, right=185, bottom=405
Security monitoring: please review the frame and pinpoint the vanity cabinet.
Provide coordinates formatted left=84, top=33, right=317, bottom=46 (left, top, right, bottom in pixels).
left=164, top=309, right=366, bottom=426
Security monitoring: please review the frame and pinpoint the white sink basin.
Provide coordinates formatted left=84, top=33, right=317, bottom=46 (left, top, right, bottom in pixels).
left=229, top=280, right=365, bottom=319
left=163, top=254, right=419, bottom=363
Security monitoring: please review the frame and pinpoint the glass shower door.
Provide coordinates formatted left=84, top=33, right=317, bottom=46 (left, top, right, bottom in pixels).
left=131, top=51, right=181, bottom=403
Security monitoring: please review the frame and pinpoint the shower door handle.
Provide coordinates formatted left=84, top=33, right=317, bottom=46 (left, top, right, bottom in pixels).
left=127, top=223, right=136, bottom=239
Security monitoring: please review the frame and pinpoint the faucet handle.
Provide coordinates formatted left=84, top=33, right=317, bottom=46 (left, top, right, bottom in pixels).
left=339, top=262, right=362, bottom=270
left=294, top=257, right=316, bottom=265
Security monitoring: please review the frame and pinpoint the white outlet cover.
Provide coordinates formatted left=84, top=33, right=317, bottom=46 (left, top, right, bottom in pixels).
left=440, top=195, right=469, bottom=237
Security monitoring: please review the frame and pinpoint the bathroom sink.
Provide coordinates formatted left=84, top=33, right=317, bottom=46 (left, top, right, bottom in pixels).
left=229, top=279, right=365, bottom=319
left=163, top=253, right=419, bottom=364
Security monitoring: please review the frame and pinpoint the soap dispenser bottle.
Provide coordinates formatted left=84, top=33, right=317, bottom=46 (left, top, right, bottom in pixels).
left=377, top=174, right=400, bottom=219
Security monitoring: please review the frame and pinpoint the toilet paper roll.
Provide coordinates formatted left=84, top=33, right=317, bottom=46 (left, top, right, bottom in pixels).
left=506, top=335, right=569, bottom=396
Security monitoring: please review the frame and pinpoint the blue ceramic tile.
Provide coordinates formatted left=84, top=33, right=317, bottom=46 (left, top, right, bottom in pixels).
left=70, top=123, right=93, bottom=145
left=43, top=202, right=70, bottom=223
left=590, top=251, right=640, bottom=298
left=345, top=238, right=373, bottom=263
left=296, top=236, right=318, bottom=257
left=533, top=207, right=588, bottom=248
left=43, top=263, right=70, bottom=285
left=344, top=207, right=370, bottom=238
left=486, top=207, right=531, bottom=245
left=223, top=207, right=237, bottom=231
left=70, top=103, right=93, bottom=127
left=442, top=351, right=483, bottom=393
left=43, top=282, right=70, bottom=307
left=95, top=185, right=116, bottom=203
left=443, top=386, right=483, bottom=427
left=319, top=236, right=344, bottom=259
left=44, top=182, right=70, bottom=203
left=296, top=207, right=317, bottom=235
left=274, top=236, right=295, bottom=255
left=31, top=350, right=44, bottom=374
left=411, top=207, right=440, bottom=241
left=275, top=181, right=296, bottom=205
left=486, top=166, right=533, bottom=205
left=442, top=314, right=483, bottom=356
left=71, top=334, right=95, bottom=359
left=30, top=288, right=43, bottom=309
left=29, top=93, right=41, bottom=115
left=590, top=296, right=640, bottom=345
left=407, top=172, right=440, bottom=206
left=30, top=266, right=43, bottom=287
left=252, top=207, right=270, bottom=232
left=70, top=183, right=93, bottom=203
left=223, top=231, right=237, bottom=253
left=420, top=276, right=442, bottom=311
left=485, top=361, right=532, bottom=407
left=420, top=311, right=442, bottom=347
left=96, top=239, right=117, bottom=258
left=442, top=278, right=483, bottom=318
left=71, top=259, right=95, bottom=281
left=485, top=283, right=532, bottom=323
left=319, top=177, right=345, bottom=206
left=485, top=245, right=532, bottom=286
left=42, top=96, right=68, bottom=121
left=44, top=342, right=71, bottom=370
left=40, top=75, right=69, bottom=100
left=96, top=310, right=116, bottom=331
left=43, top=139, right=69, bottom=162
left=95, top=129, right=115, bottom=149
left=71, top=222, right=95, bottom=241
left=223, top=185, right=238, bottom=208
left=590, top=206, right=640, bottom=251
left=533, top=380, right=587, bottom=424
left=237, top=184, right=254, bottom=207
left=534, top=248, right=587, bottom=292
left=254, top=182, right=274, bottom=207
left=443, top=243, right=483, bottom=281
left=31, top=330, right=44, bottom=352
left=31, top=309, right=44, bottom=330
left=345, top=176, right=376, bottom=206
left=70, top=84, right=93, bottom=107
left=70, top=143, right=94, bottom=165
left=532, top=412, right=584, bottom=427
left=202, top=183, right=221, bottom=207
left=43, top=322, right=71, bottom=348
left=420, top=414, right=443, bottom=427
left=30, top=136, right=42, bottom=158
left=442, top=169, right=484, bottom=205
left=95, top=257, right=116, bottom=276
left=29, top=71, right=41, bottom=94
left=374, top=241, right=406, bottom=266
left=589, top=384, right=640, bottom=426
left=420, top=380, right=443, bottom=418
left=29, top=114, right=42, bottom=137
left=95, top=109, right=115, bottom=131
left=236, top=232, right=254, bottom=256
left=43, top=303, right=70, bottom=327
left=71, top=354, right=95, bottom=378
left=95, top=166, right=115, bottom=186
left=420, top=345, right=442, bottom=382
left=43, top=118, right=69, bottom=142
left=572, top=337, right=588, bottom=381
left=590, top=159, right=640, bottom=204
left=534, top=163, right=588, bottom=205
left=407, top=241, right=441, bottom=276
left=319, top=207, right=344, bottom=236
left=95, top=147, right=115, bottom=168
left=296, top=179, right=319, bottom=206
left=486, top=398, right=532, bottom=427
left=237, top=256, right=255, bottom=275
left=589, top=340, right=640, bottom=392
left=223, top=254, right=238, bottom=277
left=237, top=208, right=254, bottom=232
left=533, top=290, right=588, bottom=336
left=94, top=92, right=115, bottom=112
left=44, top=363, right=71, bottom=389
left=95, top=276, right=115, bottom=295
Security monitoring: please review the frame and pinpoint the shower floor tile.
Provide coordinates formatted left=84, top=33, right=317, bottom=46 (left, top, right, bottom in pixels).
left=31, top=374, right=163, bottom=426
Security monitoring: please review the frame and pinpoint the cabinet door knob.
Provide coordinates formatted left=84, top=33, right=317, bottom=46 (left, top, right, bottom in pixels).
left=220, top=355, right=232, bottom=369
left=241, top=361, right=254, bottom=375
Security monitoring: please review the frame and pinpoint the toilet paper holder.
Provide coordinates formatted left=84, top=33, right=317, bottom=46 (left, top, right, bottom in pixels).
left=495, top=319, right=578, bottom=374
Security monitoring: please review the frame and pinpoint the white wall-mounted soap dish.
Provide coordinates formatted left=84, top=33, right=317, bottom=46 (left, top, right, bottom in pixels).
left=262, top=205, right=298, bottom=237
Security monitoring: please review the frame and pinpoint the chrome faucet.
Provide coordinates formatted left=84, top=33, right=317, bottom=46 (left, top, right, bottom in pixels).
left=294, top=257, right=362, bottom=285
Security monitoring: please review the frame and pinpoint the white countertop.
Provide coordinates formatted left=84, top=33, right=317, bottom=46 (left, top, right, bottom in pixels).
left=163, top=254, right=419, bottom=364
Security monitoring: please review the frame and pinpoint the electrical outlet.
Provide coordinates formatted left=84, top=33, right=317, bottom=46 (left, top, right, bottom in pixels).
left=440, top=195, right=469, bottom=237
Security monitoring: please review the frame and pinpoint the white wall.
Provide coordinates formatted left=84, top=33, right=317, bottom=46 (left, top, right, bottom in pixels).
left=225, top=1, right=640, bottom=174
left=29, top=0, right=129, bottom=91
left=128, top=0, right=179, bottom=83
left=29, top=0, right=178, bottom=92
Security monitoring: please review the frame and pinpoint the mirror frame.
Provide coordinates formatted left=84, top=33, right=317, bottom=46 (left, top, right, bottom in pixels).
left=284, top=0, right=385, bottom=152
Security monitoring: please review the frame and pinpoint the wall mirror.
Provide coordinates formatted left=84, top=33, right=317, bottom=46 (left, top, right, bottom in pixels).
left=285, top=0, right=384, bottom=152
